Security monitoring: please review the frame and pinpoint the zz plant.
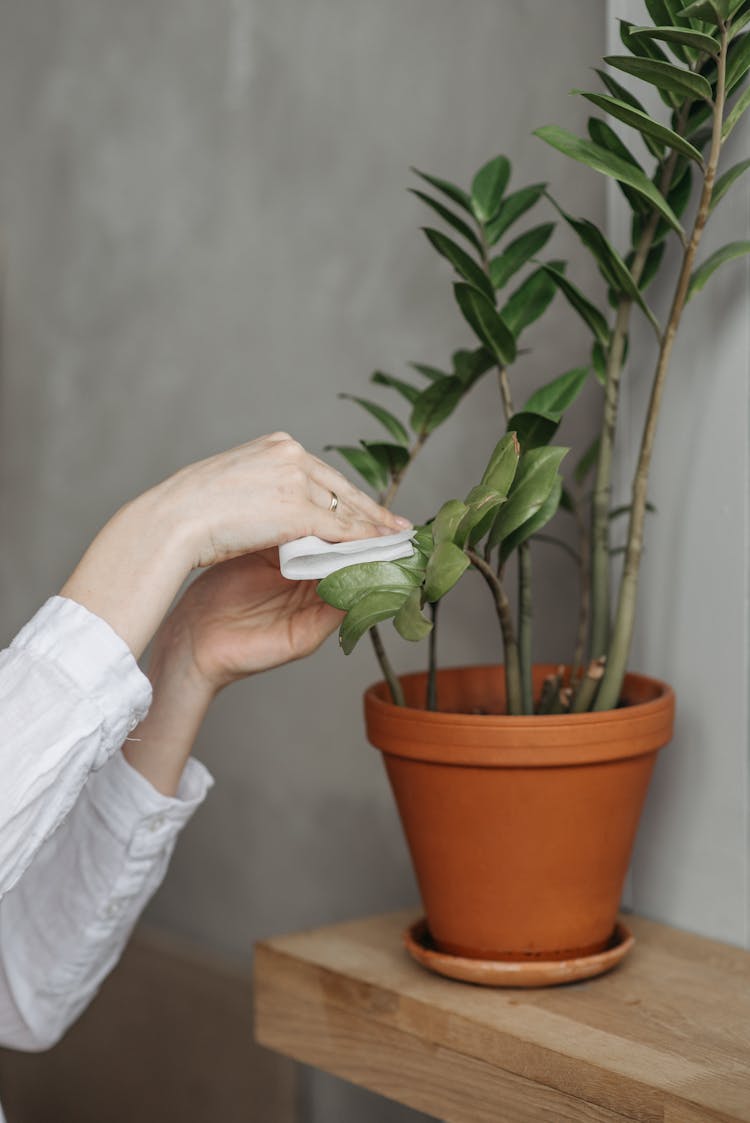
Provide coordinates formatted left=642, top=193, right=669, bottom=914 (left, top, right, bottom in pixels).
left=319, top=0, right=750, bottom=715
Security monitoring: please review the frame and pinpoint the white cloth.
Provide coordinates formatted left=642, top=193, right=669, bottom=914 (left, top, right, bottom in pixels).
left=278, top=529, right=414, bottom=580
left=0, top=596, right=213, bottom=1110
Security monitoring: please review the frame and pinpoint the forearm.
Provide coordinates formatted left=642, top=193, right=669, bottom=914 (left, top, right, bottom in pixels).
left=60, top=483, right=195, bottom=660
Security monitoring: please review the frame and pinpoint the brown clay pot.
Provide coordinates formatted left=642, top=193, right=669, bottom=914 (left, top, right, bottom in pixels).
left=365, top=664, right=675, bottom=961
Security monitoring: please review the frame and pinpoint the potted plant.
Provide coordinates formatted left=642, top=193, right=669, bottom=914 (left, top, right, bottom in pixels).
left=317, top=0, right=750, bottom=981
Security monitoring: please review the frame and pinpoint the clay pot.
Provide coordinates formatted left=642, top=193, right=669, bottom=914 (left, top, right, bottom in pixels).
left=365, top=664, right=675, bottom=961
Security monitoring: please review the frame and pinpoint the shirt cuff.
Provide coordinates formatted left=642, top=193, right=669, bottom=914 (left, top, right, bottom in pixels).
left=86, top=749, right=214, bottom=854
left=10, top=596, right=153, bottom=764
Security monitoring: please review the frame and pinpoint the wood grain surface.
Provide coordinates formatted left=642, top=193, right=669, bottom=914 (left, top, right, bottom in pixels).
left=254, top=910, right=750, bottom=1123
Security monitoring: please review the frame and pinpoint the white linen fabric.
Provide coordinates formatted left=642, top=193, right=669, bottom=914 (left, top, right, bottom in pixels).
left=0, top=596, right=213, bottom=1120
left=278, top=529, right=414, bottom=580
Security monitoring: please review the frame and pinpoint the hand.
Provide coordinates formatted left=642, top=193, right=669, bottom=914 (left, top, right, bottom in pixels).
left=163, top=432, right=410, bottom=569
left=157, top=550, right=343, bottom=692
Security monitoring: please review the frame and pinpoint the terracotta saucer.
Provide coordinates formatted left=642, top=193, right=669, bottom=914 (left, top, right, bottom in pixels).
left=403, top=918, right=635, bottom=988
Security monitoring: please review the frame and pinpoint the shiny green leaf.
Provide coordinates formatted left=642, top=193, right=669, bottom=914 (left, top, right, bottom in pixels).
left=619, top=18, right=672, bottom=62
left=632, top=162, right=693, bottom=247
left=485, top=183, right=547, bottom=245
left=500, top=264, right=560, bottom=338
left=500, top=477, right=563, bottom=563
left=489, top=223, right=555, bottom=290
left=458, top=485, right=507, bottom=547
left=574, top=90, right=704, bottom=165
left=538, top=264, right=611, bottom=349
left=523, top=365, right=589, bottom=419
left=452, top=347, right=495, bottom=386
left=453, top=283, right=517, bottom=364
left=370, top=371, right=420, bottom=405
left=339, top=395, right=410, bottom=446
left=630, top=24, right=719, bottom=54
left=318, top=561, right=421, bottom=611
left=326, top=445, right=387, bottom=491
left=361, top=442, right=411, bottom=479
left=409, top=190, right=482, bottom=252
left=471, top=156, right=511, bottom=223
left=393, top=588, right=433, bottom=642
left=533, top=126, right=684, bottom=235
left=643, top=2, right=693, bottom=60
left=507, top=410, right=559, bottom=452
left=424, top=540, right=470, bottom=601
left=410, top=376, right=464, bottom=435
left=423, top=228, right=495, bottom=301
left=481, top=432, right=521, bottom=495
left=587, top=118, right=652, bottom=212
left=339, top=590, right=411, bottom=654
left=432, top=499, right=470, bottom=544
left=726, top=32, right=750, bottom=93
left=490, top=446, right=568, bottom=546
left=410, top=167, right=472, bottom=214
left=722, top=84, right=750, bottom=139
left=678, top=0, right=723, bottom=20
left=409, top=362, right=447, bottom=381
left=710, top=158, right=750, bottom=211
left=603, top=55, right=713, bottom=101
left=687, top=240, right=750, bottom=299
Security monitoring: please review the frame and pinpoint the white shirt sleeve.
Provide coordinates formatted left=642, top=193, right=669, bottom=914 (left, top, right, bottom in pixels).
left=0, top=596, right=214, bottom=1051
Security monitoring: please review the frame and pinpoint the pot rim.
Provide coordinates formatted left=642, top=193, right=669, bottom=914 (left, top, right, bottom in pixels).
left=364, top=663, right=676, bottom=767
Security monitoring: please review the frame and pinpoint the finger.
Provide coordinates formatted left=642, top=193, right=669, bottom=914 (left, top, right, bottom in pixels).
left=308, top=458, right=411, bottom=530
left=305, top=504, right=396, bottom=544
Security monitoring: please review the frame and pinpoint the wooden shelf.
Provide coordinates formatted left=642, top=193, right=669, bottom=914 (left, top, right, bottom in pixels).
left=254, top=909, right=750, bottom=1123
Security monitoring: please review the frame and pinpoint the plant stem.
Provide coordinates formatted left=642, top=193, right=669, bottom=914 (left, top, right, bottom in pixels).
left=518, top=542, right=533, bottom=713
left=369, top=626, right=405, bottom=707
left=595, top=31, right=728, bottom=710
left=588, top=114, right=690, bottom=661
left=572, top=656, right=606, bottom=713
left=426, top=601, right=439, bottom=711
left=571, top=486, right=592, bottom=683
left=467, top=548, right=523, bottom=714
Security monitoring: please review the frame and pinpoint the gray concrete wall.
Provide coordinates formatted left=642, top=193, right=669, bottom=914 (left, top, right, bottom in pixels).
left=0, top=1, right=604, bottom=1119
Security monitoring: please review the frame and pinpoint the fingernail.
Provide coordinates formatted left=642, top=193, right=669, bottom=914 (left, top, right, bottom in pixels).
left=393, top=516, right=412, bottom=529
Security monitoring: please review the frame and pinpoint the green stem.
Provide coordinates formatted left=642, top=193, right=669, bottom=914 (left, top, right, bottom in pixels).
left=518, top=542, right=533, bottom=713
left=467, top=548, right=523, bottom=715
left=369, top=626, right=405, bottom=707
left=596, top=30, right=728, bottom=710
left=426, top=601, right=439, bottom=711
left=572, top=656, right=606, bottom=713
left=571, top=487, right=591, bottom=684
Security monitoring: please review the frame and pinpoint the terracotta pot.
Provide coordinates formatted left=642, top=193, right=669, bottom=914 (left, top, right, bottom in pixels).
left=365, top=664, right=675, bottom=961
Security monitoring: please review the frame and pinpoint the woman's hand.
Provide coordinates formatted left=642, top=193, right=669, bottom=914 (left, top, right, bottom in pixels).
left=61, top=433, right=408, bottom=658
left=123, top=552, right=343, bottom=794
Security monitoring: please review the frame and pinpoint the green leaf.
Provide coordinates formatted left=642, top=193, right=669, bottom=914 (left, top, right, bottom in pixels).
left=523, top=365, right=589, bottom=419
left=575, top=90, right=704, bottom=165
left=620, top=17, right=672, bottom=62
left=500, top=264, right=560, bottom=338
left=626, top=240, right=667, bottom=291
left=595, top=67, right=650, bottom=113
left=481, top=432, right=521, bottom=495
left=424, top=540, right=470, bottom=601
left=489, top=223, right=555, bottom=290
left=533, top=126, right=684, bottom=236
left=453, top=283, right=517, bottom=364
left=722, top=83, right=750, bottom=139
left=687, top=241, right=750, bottom=299
left=587, top=118, right=652, bottom=213
left=726, top=32, right=750, bottom=93
left=370, top=370, right=420, bottom=405
left=548, top=201, right=661, bottom=334
left=318, top=561, right=421, bottom=611
left=678, top=0, right=723, bottom=20
left=574, top=437, right=600, bottom=485
left=633, top=163, right=694, bottom=247
left=630, top=25, right=719, bottom=54
left=326, top=445, right=387, bottom=491
left=643, top=3, right=694, bottom=60
left=471, top=155, right=511, bottom=223
left=410, top=376, right=464, bottom=435
left=339, top=590, right=411, bottom=654
left=393, top=588, right=433, bottom=642
left=423, top=228, right=495, bottom=301
left=591, top=340, right=607, bottom=386
left=730, top=9, right=750, bottom=38
left=485, top=183, right=547, bottom=245
left=500, top=476, right=563, bottom=563
left=361, top=442, right=411, bottom=479
left=409, top=190, right=482, bottom=252
left=410, top=168, right=472, bottom=214
left=603, top=55, right=713, bottom=102
left=452, top=347, right=495, bottom=386
left=507, top=410, right=560, bottom=452
left=458, top=485, right=507, bottom=547
left=710, top=158, right=750, bottom=211
left=409, top=362, right=447, bottom=381
left=538, top=264, right=611, bottom=350
left=490, top=446, right=569, bottom=546
left=339, top=395, right=410, bottom=446
left=432, top=499, right=470, bottom=544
